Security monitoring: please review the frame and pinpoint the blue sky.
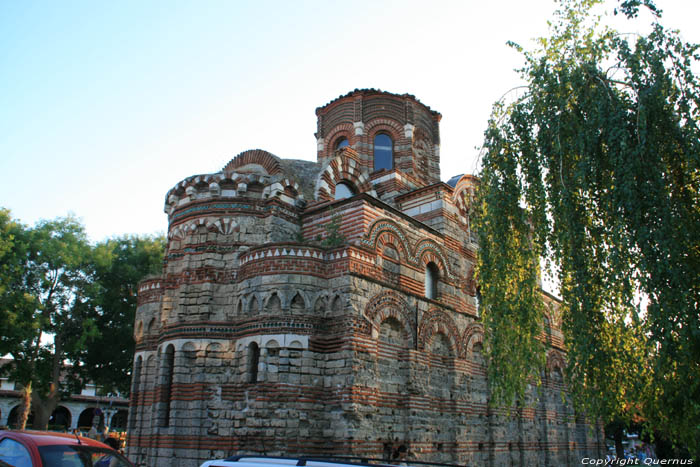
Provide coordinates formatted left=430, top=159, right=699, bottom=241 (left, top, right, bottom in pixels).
left=1, top=1, right=697, bottom=241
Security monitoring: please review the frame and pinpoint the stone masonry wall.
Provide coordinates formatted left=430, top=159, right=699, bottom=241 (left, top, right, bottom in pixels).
left=128, top=189, right=602, bottom=466
left=127, top=92, right=602, bottom=467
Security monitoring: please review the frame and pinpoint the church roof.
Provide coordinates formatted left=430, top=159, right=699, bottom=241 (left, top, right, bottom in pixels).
left=446, top=174, right=465, bottom=188
left=316, top=88, right=441, bottom=118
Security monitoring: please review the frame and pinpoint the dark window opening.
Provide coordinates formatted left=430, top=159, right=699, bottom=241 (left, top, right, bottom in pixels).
left=48, top=406, right=71, bottom=430
left=161, top=345, right=174, bottom=427
left=129, top=357, right=142, bottom=428
left=425, top=262, right=439, bottom=300
left=248, top=342, right=260, bottom=383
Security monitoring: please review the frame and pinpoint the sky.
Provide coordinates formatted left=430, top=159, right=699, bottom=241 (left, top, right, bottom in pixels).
left=1, top=0, right=698, bottom=242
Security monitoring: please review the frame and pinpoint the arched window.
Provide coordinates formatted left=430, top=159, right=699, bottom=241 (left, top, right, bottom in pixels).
left=475, top=287, right=482, bottom=317
left=110, top=410, right=128, bottom=430
left=425, top=262, right=439, bottom=300
left=160, top=345, right=174, bottom=427
left=247, top=342, right=260, bottom=383
left=334, top=181, right=355, bottom=200
left=335, top=137, right=349, bottom=150
left=8, top=405, right=34, bottom=428
left=78, top=407, right=103, bottom=430
left=129, top=356, right=142, bottom=429
left=48, top=406, right=71, bottom=430
left=373, top=133, right=393, bottom=171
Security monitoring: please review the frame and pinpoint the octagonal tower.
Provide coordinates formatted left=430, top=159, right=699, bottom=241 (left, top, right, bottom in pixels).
left=315, top=89, right=442, bottom=203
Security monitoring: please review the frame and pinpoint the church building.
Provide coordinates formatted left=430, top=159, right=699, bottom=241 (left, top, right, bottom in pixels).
left=127, top=89, right=602, bottom=466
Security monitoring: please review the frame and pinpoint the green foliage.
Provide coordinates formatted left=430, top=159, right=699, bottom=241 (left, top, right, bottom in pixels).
left=77, top=234, right=165, bottom=395
left=321, top=210, right=346, bottom=247
left=5, top=215, right=93, bottom=394
left=476, top=135, right=546, bottom=405
left=0, top=213, right=94, bottom=428
left=0, top=210, right=37, bottom=357
left=475, top=0, right=699, bottom=454
left=0, top=209, right=165, bottom=427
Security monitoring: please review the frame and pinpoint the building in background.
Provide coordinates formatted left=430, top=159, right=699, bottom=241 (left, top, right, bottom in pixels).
left=128, top=90, right=602, bottom=467
left=0, top=359, right=128, bottom=433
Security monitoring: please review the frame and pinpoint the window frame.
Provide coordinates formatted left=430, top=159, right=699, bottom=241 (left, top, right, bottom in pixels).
left=373, top=132, right=394, bottom=172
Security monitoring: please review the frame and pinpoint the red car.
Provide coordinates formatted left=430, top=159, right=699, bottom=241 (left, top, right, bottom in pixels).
left=0, top=430, right=133, bottom=467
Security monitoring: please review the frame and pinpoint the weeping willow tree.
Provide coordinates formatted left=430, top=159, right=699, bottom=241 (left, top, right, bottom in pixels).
left=475, top=0, right=699, bottom=455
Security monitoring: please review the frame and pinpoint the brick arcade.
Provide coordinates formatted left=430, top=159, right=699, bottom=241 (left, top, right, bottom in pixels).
left=126, top=89, right=603, bottom=466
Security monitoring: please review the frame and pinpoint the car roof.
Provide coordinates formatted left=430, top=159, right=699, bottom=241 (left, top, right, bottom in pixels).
left=0, top=430, right=108, bottom=448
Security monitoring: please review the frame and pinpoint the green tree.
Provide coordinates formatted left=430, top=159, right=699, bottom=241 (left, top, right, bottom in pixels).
left=321, top=210, right=346, bottom=248
left=0, top=210, right=165, bottom=429
left=475, top=0, right=699, bottom=455
left=0, top=210, right=37, bottom=430
left=0, top=209, right=37, bottom=358
left=74, top=235, right=165, bottom=395
left=2, top=215, right=93, bottom=429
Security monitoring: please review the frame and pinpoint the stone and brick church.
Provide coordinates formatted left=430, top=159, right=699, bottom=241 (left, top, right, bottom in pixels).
left=127, top=89, right=603, bottom=466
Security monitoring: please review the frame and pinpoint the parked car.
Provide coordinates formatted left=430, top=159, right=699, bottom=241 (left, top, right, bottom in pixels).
left=0, top=430, right=133, bottom=467
left=200, top=456, right=406, bottom=467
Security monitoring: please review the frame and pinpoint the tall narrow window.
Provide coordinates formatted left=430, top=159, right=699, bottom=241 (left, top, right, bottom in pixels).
left=129, top=356, right=142, bottom=429
left=475, top=287, right=482, bottom=317
left=425, top=262, right=439, bottom=300
left=373, top=133, right=393, bottom=171
left=160, top=345, right=174, bottom=427
left=247, top=342, right=260, bottom=383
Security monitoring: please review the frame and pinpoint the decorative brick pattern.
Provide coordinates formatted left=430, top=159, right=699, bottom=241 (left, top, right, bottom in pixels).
left=223, top=149, right=284, bottom=176
left=128, top=90, right=601, bottom=467
left=314, top=149, right=376, bottom=201
left=315, top=90, right=441, bottom=188
left=417, top=306, right=461, bottom=355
